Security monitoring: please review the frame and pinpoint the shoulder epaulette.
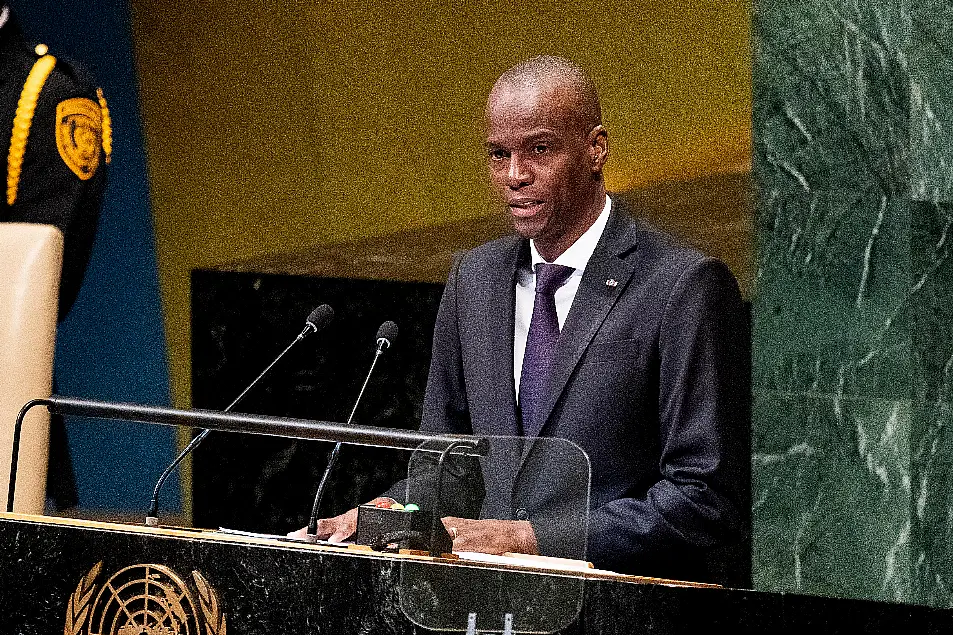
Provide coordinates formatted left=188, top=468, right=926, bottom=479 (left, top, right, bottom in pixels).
left=7, top=49, right=56, bottom=205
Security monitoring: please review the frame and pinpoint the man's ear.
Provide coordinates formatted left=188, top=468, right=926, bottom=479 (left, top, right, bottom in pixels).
left=588, top=125, right=609, bottom=172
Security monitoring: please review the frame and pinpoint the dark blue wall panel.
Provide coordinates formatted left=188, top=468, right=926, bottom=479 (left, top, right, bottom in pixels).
left=10, top=0, right=176, bottom=512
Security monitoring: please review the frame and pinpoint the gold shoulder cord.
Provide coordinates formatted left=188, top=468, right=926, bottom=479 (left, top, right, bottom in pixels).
left=96, top=87, right=112, bottom=164
left=7, top=52, right=57, bottom=205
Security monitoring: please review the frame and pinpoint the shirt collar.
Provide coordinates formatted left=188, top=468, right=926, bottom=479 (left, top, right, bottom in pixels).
left=529, top=195, right=612, bottom=274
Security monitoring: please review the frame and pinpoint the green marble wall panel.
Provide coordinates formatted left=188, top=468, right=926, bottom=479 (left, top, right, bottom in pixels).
left=909, top=201, right=953, bottom=606
left=754, top=190, right=911, bottom=399
left=911, top=201, right=953, bottom=403
left=753, top=0, right=953, bottom=607
left=753, top=393, right=910, bottom=602
left=909, top=1, right=953, bottom=203
left=753, top=0, right=908, bottom=195
left=912, top=399, right=953, bottom=606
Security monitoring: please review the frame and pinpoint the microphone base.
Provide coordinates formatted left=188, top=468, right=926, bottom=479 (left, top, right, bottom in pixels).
left=145, top=516, right=159, bottom=527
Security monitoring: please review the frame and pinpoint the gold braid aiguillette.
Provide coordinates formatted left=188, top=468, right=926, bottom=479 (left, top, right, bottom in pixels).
left=7, top=52, right=56, bottom=205
left=96, top=87, right=112, bottom=164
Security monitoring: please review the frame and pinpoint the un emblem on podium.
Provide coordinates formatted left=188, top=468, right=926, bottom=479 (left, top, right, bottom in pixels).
left=64, top=562, right=226, bottom=635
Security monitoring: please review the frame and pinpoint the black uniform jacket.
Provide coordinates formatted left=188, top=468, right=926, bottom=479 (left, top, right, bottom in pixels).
left=0, top=12, right=107, bottom=318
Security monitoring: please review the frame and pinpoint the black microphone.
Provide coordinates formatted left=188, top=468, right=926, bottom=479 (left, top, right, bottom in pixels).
left=376, top=320, right=397, bottom=350
left=145, top=304, right=334, bottom=526
left=301, top=304, right=335, bottom=338
left=307, top=320, right=398, bottom=536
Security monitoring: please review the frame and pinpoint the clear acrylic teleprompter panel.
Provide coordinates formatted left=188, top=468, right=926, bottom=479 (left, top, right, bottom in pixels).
left=399, top=435, right=591, bottom=633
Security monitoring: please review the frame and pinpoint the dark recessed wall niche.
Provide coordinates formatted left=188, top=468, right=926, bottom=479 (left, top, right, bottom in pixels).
left=190, top=270, right=443, bottom=533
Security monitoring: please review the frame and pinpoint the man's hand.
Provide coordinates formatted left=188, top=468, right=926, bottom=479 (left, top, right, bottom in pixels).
left=287, top=497, right=394, bottom=542
left=441, top=517, right=538, bottom=555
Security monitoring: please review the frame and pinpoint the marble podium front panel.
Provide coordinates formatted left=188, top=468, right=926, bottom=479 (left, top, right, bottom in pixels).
left=0, top=515, right=948, bottom=634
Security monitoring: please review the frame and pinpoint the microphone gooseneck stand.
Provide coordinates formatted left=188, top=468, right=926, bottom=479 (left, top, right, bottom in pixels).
left=145, top=304, right=334, bottom=526
left=307, top=321, right=397, bottom=536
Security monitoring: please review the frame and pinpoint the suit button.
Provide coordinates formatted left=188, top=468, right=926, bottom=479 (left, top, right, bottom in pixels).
left=515, top=508, right=528, bottom=520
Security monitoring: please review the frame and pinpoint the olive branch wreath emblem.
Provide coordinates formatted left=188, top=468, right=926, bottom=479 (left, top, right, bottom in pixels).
left=193, top=570, right=227, bottom=635
left=64, top=561, right=226, bottom=635
left=64, top=561, right=100, bottom=635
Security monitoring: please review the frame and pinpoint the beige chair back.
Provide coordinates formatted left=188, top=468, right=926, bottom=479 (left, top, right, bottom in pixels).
left=0, top=223, right=62, bottom=514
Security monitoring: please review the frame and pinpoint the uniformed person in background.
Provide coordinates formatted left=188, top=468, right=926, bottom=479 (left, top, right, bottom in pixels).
left=0, top=3, right=111, bottom=509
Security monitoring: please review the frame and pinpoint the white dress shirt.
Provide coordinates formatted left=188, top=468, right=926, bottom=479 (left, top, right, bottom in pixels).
left=514, top=195, right=612, bottom=397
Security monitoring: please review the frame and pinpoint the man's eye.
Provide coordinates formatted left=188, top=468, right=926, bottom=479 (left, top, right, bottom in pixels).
left=489, top=149, right=508, bottom=161
left=533, top=145, right=548, bottom=154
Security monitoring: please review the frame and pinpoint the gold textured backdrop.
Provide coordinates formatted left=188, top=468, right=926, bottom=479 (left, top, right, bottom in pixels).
left=130, top=0, right=751, bottom=410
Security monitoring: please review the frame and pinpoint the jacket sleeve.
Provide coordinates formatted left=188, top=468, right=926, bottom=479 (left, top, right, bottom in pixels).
left=586, top=256, right=750, bottom=579
left=419, top=252, right=471, bottom=436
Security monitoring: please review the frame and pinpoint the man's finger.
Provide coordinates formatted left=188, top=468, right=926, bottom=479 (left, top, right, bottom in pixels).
left=286, top=526, right=309, bottom=539
left=441, top=516, right=466, bottom=531
left=441, top=516, right=467, bottom=543
left=329, top=528, right=352, bottom=543
left=310, top=519, right=336, bottom=540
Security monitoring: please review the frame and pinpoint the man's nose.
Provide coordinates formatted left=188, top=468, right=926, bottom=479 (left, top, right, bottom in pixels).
left=507, top=154, right=532, bottom=189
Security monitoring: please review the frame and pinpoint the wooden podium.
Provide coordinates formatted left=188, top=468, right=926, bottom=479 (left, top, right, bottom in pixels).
left=0, top=512, right=947, bottom=634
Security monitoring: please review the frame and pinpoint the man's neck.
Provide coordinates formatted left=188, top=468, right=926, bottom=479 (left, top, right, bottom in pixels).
left=534, top=186, right=607, bottom=262
left=0, top=6, right=9, bottom=30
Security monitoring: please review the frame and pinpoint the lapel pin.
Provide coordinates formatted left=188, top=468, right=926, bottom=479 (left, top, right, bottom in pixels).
left=606, top=278, right=618, bottom=288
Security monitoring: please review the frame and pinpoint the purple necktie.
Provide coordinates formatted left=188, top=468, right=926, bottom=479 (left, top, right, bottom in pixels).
left=519, top=263, right=575, bottom=436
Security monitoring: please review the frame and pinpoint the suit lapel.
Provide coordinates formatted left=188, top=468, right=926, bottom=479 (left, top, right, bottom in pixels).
left=524, top=208, right=640, bottom=439
left=480, top=238, right=523, bottom=437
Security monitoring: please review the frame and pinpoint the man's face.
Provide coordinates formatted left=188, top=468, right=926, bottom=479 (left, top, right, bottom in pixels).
left=485, top=82, right=604, bottom=248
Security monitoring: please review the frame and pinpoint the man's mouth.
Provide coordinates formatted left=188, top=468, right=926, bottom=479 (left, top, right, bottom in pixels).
left=508, top=199, right=545, bottom=217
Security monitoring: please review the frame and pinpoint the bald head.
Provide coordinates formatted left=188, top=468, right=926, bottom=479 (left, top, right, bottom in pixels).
left=491, top=56, right=602, bottom=135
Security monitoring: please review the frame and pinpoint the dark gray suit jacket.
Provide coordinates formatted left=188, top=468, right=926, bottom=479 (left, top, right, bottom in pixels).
left=418, top=199, right=750, bottom=583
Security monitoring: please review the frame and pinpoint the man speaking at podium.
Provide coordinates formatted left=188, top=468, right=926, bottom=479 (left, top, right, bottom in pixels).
left=307, top=56, right=749, bottom=584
